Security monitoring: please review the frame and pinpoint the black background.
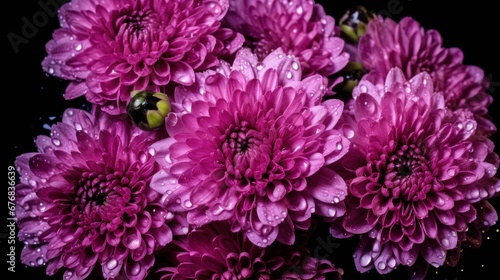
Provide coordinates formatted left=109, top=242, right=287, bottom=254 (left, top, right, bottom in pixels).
left=3, top=0, right=499, bottom=279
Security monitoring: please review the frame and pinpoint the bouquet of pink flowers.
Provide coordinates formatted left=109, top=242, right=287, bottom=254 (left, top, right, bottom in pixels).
left=10, top=0, right=499, bottom=279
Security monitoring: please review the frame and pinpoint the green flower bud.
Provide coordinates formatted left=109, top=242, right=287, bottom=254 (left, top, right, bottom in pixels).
left=333, top=61, right=367, bottom=97
left=127, top=90, right=171, bottom=131
left=339, top=6, right=376, bottom=44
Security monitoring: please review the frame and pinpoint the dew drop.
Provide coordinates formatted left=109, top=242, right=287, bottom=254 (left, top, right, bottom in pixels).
left=360, top=254, right=372, bottom=267
left=256, top=62, right=264, bottom=71
left=465, top=121, right=475, bottom=131
left=447, top=169, right=456, bottom=176
left=441, top=238, right=450, bottom=247
left=404, top=84, right=411, bottom=93
left=129, top=262, right=141, bottom=276
left=343, top=126, right=355, bottom=139
left=291, top=61, right=299, bottom=70
left=470, top=188, right=480, bottom=199
left=436, top=197, right=445, bottom=206
left=387, top=257, right=396, bottom=268
left=359, top=85, right=368, bottom=93
left=107, top=258, right=118, bottom=270
left=142, top=147, right=154, bottom=158
left=126, top=236, right=141, bottom=250
left=167, top=114, right=178, bottom=127
left=139, top=152, right=148, bottom=164
left=286, top=71, right=293, bottom=79
left=328, top=208, right=336, bottom=217
left=51, top=138, right=61, bottom=146
left=160, top=211, right=171, bottom=222
left=178, top=74, right=194, bottom=84
left=378, top=262, right=386, bottom=270
left=164, top=154, right=172, bottom=164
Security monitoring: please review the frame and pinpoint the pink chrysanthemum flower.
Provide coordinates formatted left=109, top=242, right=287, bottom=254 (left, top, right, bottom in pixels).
left=154, top=220, right=343, bottom=279
left=222, top=0, right=349, bottom=92
left=14, top=107, right=181, bottom=280
left=329, top=68, right=500, bottom=279
left=150, top=48, right=349, bottom=247
left=41, top=0, right=244, bottom=115
left=357, top=16, right=495, bottom=136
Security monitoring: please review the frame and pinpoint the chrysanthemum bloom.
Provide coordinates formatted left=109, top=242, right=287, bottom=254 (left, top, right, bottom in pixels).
left=41, top=0, right=244, bottom=115
left=357, top=15, right=495, bottom=136
left=154, top=220, right=343, bottom=279
left=150, top=48, right=349, bottom=247
left=328, top=68, right=500, bottom=279
left=221, top=0, right=349, bottom=93
left=14, top=107, right=181, bottom=280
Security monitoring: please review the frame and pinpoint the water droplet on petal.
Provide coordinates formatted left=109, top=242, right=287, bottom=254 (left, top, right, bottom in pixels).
left=129, top=262, right=141, bottom=276
left=441, top=238, right=450, bottom=247
left=359, top=85, right=368, bottom=93
left=328, top=208, right=336, bottom=217
left=360, top=254, right=372, bottom=267
left=126, top=236, right=141, bottom=250
left=296, top=6, right=303, bottom=14
left=51, top=138, right=61, bottom=146
left=107, top=258, right=118, bottom=270
left=167, top=114, right=178, bottom=127
left=465, top=121, right=475, bottom=131
left=387, top=258, right=396, bottom=268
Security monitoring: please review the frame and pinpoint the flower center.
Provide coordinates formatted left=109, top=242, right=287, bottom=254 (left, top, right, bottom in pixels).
left=226, top=122, right=254, bottom=153
left=122, top=9, right=157, bottom=33
left=391, top=145, right=423, bottom=177
left=113, top=8, right=161, bottom=53
left=382, top=143, right=432, bottom=201
left=222, top=121, right=274, bottom=195
left=74, top=171, right=123, bottom=210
